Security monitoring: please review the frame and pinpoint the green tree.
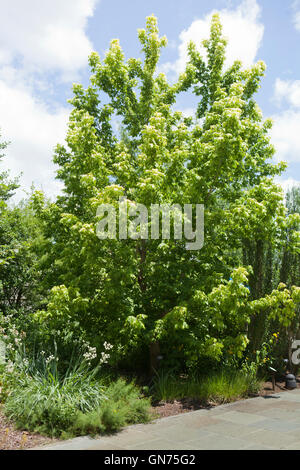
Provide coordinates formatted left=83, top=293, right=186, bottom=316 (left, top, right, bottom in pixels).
left=280, top=186, right=300, bottom=287
left=0, top=132, right=42, bottom=325
left=0, top=131, right=18, bottom=208
left=0, top=201, right=43, bottom=316
left=277, top=186, right=300, bottom=366
left=33, top=15, right=299, bottom=373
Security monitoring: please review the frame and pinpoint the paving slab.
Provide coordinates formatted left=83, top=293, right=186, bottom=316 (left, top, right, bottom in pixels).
left=248, top=417, right=300, bottom=433
left=242, top=428, right=300, bottom=448
left=34, top=389, right=300, bottom=450
left=284, top=441, right=300, bottom=450
left=186, top=433, right=250, bottom=450
left=258, top=408, right=300, bottom=420
left=215, top=410, right=266, bottom=425
left=200, top=421, right=261, bottom=438
left=124, top=438, right=197, bottom=451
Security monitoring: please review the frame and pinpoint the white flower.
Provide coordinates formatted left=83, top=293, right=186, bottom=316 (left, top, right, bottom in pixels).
left=83, top=346, right=97, bottom=361
left=5, top=361, right=14, bottom=373
left=46, top=355, right=55, bottom=364
left=103, top=341, right=113, bottom=351
left=99, top=351, right=110, bottom=364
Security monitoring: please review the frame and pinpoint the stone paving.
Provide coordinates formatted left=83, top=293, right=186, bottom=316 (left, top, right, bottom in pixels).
left=35, top=389, right=300, bottom=450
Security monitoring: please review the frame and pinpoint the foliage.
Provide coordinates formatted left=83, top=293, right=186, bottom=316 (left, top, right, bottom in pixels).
left=0, top=133, right=34, bottom=319
left=151, top=368, right=262, bottom=403
left=29, top=14, right=299, bottom=373
left=2, top=352, right=106, bottom=437
left=1, top=352, right=151, bottom=438
left=280, top=186, right=300, bottom=288
left=69, top=379, right=151, bottom=437
left=0, top=132, right=18, bottom=207
left=0, top=14, right=299, bottom=439
left=0, top=201, right=43, bottom=319
left=0, top=323, right=150, bottom=438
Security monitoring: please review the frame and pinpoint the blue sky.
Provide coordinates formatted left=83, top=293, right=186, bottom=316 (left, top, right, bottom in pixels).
left=0, top=0, right=299, bottom=200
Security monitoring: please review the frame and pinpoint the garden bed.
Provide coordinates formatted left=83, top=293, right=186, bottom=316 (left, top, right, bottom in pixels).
left=151, top=377, right=300, bottom=419
left=1, top=377, right=299, bottom=450
left=0, top=407, right=56, bottom=450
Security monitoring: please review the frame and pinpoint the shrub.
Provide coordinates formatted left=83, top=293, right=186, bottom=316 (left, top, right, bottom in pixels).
left=70, top=379, right=152, bottom=436
left=3, top=349, right=151, bottom=438
left=4, top=357, right=106, bottom=437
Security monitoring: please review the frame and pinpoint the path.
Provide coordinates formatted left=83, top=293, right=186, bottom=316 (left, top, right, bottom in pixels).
left=35, top=389, right=300, bottom=450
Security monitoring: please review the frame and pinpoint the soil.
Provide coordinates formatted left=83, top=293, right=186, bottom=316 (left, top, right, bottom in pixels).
left=151, top=398, right=212, bottom=418
left=0, top=407, right=56, bottom=450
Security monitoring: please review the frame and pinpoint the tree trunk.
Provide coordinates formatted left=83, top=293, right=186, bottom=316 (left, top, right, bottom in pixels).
left=249, top=239, right=266, bottom=352
left=137, top=240, right=161, bottom=375
left=253, top=239, right=264, bottom=299
left=149, top=341, right=161, bottom=375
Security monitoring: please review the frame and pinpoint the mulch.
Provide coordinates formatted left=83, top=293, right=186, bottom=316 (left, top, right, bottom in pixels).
left=0, top=407, right=56, bottom=450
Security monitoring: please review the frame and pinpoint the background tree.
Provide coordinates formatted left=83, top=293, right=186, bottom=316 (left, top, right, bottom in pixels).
left=0, top=132, right=18, bottom=207
left=0, top=132, right=42, bottom=338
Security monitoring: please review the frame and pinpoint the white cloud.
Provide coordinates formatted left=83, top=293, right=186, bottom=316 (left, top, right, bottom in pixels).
left=270, top=109, right=300, bottom=164
left=161, top=0, right=264, bottom=76
left=275, top=177, right=300, bottom=195
left=274, top=79, right=300, bottom=108
left=178, top=107, right=196, bottom=118
left=293, top=10, right=300, bottom=31
left=0, top=79, right=69, bottom=200
left=0, top=0, right=100, bottom=200
left=271, top=78, right=300, bottom=165
left=0, top=0, right=99, bottom=79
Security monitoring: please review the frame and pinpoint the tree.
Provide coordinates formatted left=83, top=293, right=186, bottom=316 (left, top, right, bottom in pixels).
left=33, top=15, right=299, bottom=373
left=0, top=202, right=43, bottom=316
left=0, top=131, right=18, bottom=208
left=0, top=131, right=42, bottom=324
left=280, top=186, right=300, bottom=288
left=277, top=186, right=300, bottom=367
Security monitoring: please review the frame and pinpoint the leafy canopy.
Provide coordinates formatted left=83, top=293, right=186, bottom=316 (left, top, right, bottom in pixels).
left=32, top=15, right=299, bottom=370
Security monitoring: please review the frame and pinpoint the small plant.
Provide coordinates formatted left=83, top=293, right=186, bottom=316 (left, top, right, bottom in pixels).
left=69, top=379, right=151, bottom=436
left=3, top=354, right=106, bottom=437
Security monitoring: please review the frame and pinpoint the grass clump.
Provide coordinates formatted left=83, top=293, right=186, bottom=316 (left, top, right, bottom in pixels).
left=152, top=368, right=262, bottom=404
left=4, top=360, right=106, bottom=437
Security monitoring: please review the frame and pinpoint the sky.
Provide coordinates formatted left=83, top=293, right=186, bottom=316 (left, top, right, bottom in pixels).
left=0, top=0, right=299, bottom=201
